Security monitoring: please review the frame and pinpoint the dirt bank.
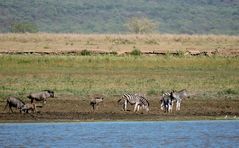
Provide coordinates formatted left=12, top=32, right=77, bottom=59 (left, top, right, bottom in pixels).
left=0, top=97, right=238, bottom=122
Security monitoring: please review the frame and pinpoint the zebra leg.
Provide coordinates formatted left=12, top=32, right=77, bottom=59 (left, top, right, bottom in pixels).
left=160, top=102, right=164, bottom=110
left=137, top=104, right=140, bottom=112
left=171, top=102, right=174, bottom=111
left=124, top=100, right=127, bottom=111
left=165, top=105, right=168, bottom=113
left=168, top=104, right=172, bottom=113
left=134, top=102, right=139, bottom=112
left=178, top=101, right=181, bottom=111
left=176, top=100, right=181, bottom=111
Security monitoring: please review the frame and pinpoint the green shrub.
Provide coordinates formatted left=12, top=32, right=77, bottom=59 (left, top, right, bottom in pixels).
left=11, top=22, right=38, bottom=33
left=176, top=50, right=185, bottom=57
left=218, top=88, right=238, bottom=95
left=130, top=48, right=141, bottom=56
left=81, top=49, right=92, bottom=56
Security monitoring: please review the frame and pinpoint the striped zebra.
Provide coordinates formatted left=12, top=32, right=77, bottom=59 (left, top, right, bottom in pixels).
left=160, top=92, right=173, bottom=113
left=119, top=93, right=149, bottom=112
left=136, top=95, right=150, bottom=112
left=170, top=89, right=189, bottom=111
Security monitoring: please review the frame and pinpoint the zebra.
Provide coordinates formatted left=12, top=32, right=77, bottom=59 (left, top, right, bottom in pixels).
left=119, top=93, right=149, bottom=112
left=170, top=89, right=189, bottom=111
left=160, top=92, right=173, bottom=113
left=137, top=95, right=150, bottom=112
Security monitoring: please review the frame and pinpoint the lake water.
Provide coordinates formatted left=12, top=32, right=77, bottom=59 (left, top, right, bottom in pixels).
left=0, top=120, right=238, bottom=148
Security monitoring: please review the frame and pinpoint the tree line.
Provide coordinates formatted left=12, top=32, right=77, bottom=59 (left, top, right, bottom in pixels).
left=0, top=0, right=238, bottom=34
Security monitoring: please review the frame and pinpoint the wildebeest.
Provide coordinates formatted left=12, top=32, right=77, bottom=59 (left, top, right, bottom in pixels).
left=21, top=103, right=37, bottom=113
left=171, top=89, right=190, bottom=111
left=27, top=90, right=54, bottom=104
left=90, top=94, right=104, bottom=111
left=4, top=96, right=25, bottom=113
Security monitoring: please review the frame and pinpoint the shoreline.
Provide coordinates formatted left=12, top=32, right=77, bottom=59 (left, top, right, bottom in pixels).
left=0, top=117, right=238, bottom=124
left=0, top=112, right=238, bottom=123
left=1, top=99, right=238, bottom=123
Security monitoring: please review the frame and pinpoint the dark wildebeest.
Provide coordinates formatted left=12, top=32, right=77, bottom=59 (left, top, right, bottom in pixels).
left=21, top=103, right=37, bottom=113
left=27, top=90, right=54, bottom=104
left=4, top=96, right=25, bottom=113
left=90, top=95, right=104, bottom=111
left=171, top=89, right=190, bottom=111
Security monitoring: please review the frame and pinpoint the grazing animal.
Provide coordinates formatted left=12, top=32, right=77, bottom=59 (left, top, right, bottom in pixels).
left=4, top=96, right=25, bottom=113
left=136, top=95, right=150, bottom=112
left=120, top=94, right=149, bottom=112
left=90, top=95, right=104, bottom=111
left=160, top=92, right=173, bottom=113
left=171, top=89, right=190, bottom=111
left=21, top=103, right=37, bottom=113
left=27, top=90, right=54, bottom=104
left=160, top=92, right=170, bottom=110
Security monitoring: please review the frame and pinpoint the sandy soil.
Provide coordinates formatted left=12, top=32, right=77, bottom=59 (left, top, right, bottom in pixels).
left=0, top=96, right=238, bottom=122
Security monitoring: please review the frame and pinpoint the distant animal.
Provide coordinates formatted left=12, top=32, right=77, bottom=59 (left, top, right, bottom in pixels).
left=160, top=92, right=173, bottom=113
left=21, top=103, right=37, bottom=113
left=136, top=95, right=150, bottom=112
left=90, top=95, right=104, bottom=111
left=119, top=93, right=149, bottom=112
left=4, top=96, right=25, bottom=113
left=27, top=90, right=54, bottom=104
left=170, top=89, right=190, bottom=111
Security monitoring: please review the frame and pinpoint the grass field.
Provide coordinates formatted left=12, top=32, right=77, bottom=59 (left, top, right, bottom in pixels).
left=0, top=55, right=238, bottom=100
left=0, top=33, right=238, bottom=121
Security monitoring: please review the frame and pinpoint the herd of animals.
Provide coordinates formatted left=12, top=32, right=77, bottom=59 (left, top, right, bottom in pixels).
left=3, top=89, right=190, bottom=114
left=4, top=90, right=54, bottom=113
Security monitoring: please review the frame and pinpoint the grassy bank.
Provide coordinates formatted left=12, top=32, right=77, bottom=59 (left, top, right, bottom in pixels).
left=0, top=55, right=238, bottom=100
left=0, top=33, right=238, bottom=55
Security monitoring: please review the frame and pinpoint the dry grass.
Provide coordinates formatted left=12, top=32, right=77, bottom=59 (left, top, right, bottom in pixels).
left=0, top=33, right=238, bottom=54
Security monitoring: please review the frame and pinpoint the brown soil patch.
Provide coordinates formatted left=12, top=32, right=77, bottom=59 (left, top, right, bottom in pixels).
left=0, top=97, right=238, bottom=122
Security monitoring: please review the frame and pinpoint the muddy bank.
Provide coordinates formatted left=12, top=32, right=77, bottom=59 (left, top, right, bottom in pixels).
left=0, top=98, right=238, bottom=122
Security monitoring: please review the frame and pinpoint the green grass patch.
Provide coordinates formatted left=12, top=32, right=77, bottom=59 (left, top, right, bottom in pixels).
left=0, top=55, right=238, bottom=100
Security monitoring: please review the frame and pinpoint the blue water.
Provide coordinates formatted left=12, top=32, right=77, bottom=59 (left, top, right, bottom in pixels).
left=0, top=120, right=238, bottom=148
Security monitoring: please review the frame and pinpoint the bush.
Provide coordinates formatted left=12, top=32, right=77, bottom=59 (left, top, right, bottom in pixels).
left=125, top=17, right=158, bottom=34
left=80, top=49, right=92, bottom=56
left=218, top=88, right=238, bottom=95
left=11, top=22, right=38, bottom=33
left=130, top=48, right=141, bottom=56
